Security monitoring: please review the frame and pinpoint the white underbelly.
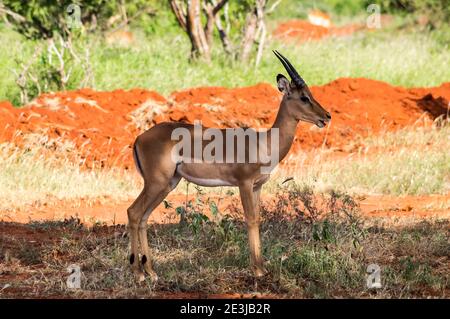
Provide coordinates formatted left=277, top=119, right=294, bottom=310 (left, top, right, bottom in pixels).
left=176, top=167, right=233, bottom=187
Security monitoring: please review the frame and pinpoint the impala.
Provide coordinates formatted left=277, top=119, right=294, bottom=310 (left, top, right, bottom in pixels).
left=127, top=51, right=331, bottom=281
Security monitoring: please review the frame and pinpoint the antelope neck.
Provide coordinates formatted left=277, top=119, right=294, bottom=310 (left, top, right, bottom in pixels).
left=269, top=101, right=299, bottom=163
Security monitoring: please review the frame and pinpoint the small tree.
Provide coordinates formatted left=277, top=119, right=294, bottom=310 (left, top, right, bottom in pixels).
left=0, top=0, right=151, bottom=39
left=169, top=0, right=280, bottom=63
left=1, top=0, right=151, bottom=103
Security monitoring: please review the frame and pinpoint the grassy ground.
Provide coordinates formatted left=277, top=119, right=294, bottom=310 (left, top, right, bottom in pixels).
left=280, top=122, right=450, bottom=196
left=1, top=13, right=449, bottom=106
left=0, top=186, right=448, bottom=298
left=0, top=140, right=139, bottom=211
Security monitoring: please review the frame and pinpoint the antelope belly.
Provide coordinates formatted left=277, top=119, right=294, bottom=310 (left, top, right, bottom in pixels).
left=176, top=168, right=233, bottom=187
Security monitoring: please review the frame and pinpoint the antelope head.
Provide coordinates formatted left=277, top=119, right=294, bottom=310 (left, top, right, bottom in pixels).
left=274, top=50, right=331, bottom=128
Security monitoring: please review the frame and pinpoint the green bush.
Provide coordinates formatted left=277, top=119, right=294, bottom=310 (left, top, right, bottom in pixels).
left=2, top=0, right=152, bottom=39
left=369, top=0, right=450, bottom=27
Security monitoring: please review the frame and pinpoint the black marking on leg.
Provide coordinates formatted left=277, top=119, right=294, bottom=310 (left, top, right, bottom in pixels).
left=130, top=254, right=135, bottom=264
left=141, top=255, right=147, bottom=265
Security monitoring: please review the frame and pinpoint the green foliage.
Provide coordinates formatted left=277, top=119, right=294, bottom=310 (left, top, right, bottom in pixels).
left=2, top=0, right=151, bottom=39
left=0, top=0, right=449, bottom=106
left=368, top=0, right=450, bottom=26
left=322, top=0, right=367, bottom=15
left=139, top=2, right=179, bottom=36
left=272, top=0, right=367, bottom=21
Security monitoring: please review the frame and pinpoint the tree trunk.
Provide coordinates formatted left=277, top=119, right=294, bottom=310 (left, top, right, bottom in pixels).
left=239, top=0, right=266, bottom=62
left=171, top=0, right=211, bottom=61
left=240, top=11, right=258, bottom=62
left=187, top=0, right=210, bottom=60
left=215, top=13, right=232, bottom=55
left=170, top=0, right=269, bottom=62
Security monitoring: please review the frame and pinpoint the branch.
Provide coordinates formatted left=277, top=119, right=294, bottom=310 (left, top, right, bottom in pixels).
left=224, top=1, right=230, bottom=34
left=212, top=0, right=228, bottom=15
left=255, top=22, right=266, bottom=68
left=48, top=37, right=70, bottom=90
left=203, top=0, right=228, bottom=48
left=239, top=0, right=267, bottom=62
left=202, top=2, right=215, bottom=47
left=266, top=0, right=282, bottom=15
left=10, top=46, right=43, bottom=104
left=107, top=7, right=156, bottom=34
left=169, top=0, right=187, bottom=32
left=0, top=5, right=26, bottom=23
left=214, top=11, right=232, bottom=55
left=208, top=0, right=232, bottom=53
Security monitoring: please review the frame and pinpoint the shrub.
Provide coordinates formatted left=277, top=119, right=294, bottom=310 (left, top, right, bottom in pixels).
left=1, top=0, right=152, bottom=39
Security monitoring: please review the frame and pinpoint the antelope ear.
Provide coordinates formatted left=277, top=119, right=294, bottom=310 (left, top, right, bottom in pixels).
left=277, top=74, right=290, bottom=94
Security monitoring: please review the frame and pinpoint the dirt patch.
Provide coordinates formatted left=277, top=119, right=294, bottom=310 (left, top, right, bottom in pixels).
left=0, top=89, right=166, bottom=169
left=273, top=19, right=364, bottom=43
left=1, top=192, right=448, bottom=226
left=1, top=201, right=448, bottom=299
left=1, top=78, right=449, bottom=169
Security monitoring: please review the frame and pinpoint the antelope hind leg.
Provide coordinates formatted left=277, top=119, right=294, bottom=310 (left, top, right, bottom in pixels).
left=127, top=189, right=148, bottom=282
left=239, top=182, right=267, bottom=277
left=138, top=183, right=176, bottom=282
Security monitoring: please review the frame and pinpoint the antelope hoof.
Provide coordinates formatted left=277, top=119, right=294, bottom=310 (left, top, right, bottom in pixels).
left=147, top=270, right=159, bottom=283
left=253, top=265, right=267, bottom=278
left=133, top=270, right=146, bottom=283
left=142, top=256, right=159, bottom=282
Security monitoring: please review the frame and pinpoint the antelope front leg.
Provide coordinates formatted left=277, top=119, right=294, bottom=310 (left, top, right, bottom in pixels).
left=137, top=185, right=174, bottom=283
left=127, top=189, right=148, bottom=282
left=127, top=218, right=145, bottom=282
left=239, top=182, right=266, bottom=277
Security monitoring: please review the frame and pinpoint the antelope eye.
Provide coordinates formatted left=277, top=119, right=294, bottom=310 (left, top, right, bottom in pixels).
left=300, top=96, right=310, bottom=103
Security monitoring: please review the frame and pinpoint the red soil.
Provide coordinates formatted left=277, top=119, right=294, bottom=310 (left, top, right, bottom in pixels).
left=0, top=78, right=449, bottom=169
left=2, top=193, right=448, bottom=226
left=273, top=19, right=365, bottom=42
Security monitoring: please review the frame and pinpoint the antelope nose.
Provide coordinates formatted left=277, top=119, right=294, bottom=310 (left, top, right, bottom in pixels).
left=326, top=112, right=331, bottom=120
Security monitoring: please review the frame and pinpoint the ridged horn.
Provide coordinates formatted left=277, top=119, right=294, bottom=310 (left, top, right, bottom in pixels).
left=273, top=50, right=305, bottom=87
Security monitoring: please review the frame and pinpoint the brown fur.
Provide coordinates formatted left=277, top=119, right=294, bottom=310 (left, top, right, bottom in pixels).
left=127, top=74, right=331, bottom=281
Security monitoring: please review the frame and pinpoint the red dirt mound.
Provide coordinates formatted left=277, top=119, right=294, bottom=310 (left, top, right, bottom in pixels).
left=0, top=78, right=449, bottom=169
left=273, top=19, right=364, bottom=42
left=168, top=78, right=450, bottom=152
left=0, top=89, right=166, bottom=168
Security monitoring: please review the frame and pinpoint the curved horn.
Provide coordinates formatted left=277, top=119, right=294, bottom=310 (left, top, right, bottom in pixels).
left=273, top=50, right=305, bottom=87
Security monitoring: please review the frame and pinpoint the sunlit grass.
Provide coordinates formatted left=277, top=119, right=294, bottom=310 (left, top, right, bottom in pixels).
left=1, top=123, right=447, bottom=213
left=280, top=122, right=450, bottom=195
left=89, top=30, right=450, bottom=94
left=0, top=141, right=139, bottom=210
left=1, top=22, right=449, bottom=106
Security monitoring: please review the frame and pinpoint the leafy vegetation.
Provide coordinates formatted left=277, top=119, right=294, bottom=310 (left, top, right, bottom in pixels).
left=371, top=0, right=450, bottom=27
left=0, top=1, right=449, bottom=105
left=1, top=0, right=153, bottom=39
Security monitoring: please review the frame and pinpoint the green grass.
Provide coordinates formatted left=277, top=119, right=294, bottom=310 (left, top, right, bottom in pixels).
left=1, top=18, right=449, bottom=106
left=270, top=0, right=368, bottom=22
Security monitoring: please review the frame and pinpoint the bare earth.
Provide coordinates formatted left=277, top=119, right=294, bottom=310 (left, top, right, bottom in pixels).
left=1, top=193, right=448, bottom=226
